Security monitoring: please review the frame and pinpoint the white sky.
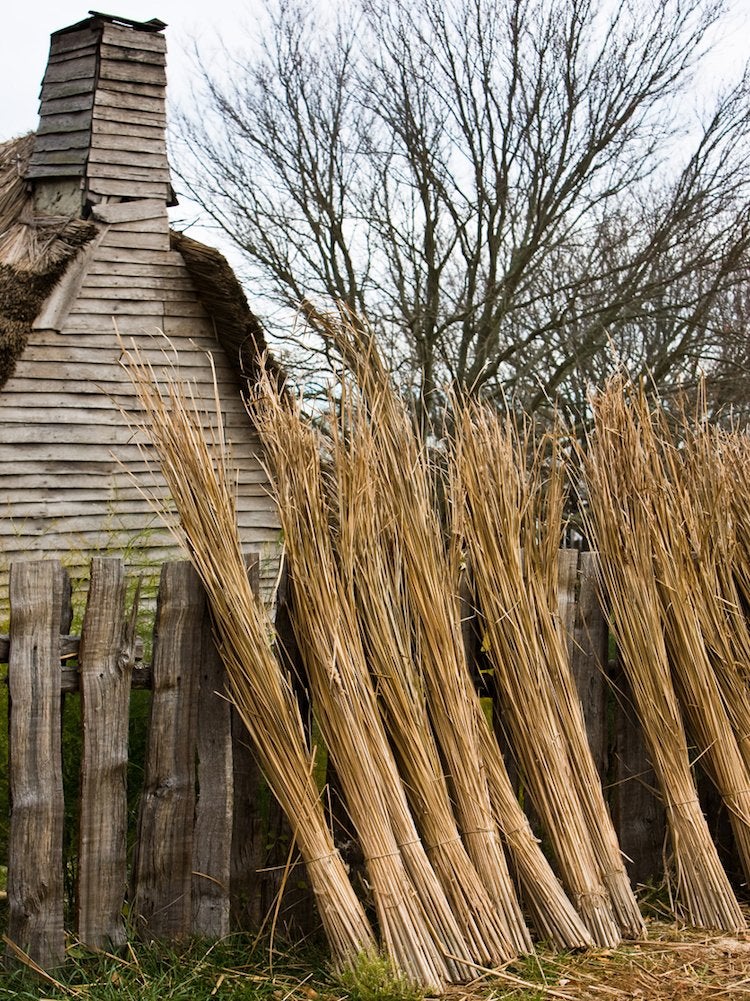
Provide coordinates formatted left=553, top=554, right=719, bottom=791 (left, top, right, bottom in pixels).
left=1, top=1, right=748, bottom=266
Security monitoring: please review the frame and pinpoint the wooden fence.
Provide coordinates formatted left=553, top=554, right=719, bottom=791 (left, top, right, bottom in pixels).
left=0, top=552, right=673, bottom=970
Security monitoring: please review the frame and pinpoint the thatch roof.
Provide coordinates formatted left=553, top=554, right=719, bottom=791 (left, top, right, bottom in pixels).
left=0, top=134, right=97, bottom=388
left=170, top=230, right=283, bottom=390
left=0, top=132, right=280, bottom=394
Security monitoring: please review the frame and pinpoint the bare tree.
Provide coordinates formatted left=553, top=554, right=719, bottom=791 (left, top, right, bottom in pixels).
left=174, top=0, right=750, bottom=424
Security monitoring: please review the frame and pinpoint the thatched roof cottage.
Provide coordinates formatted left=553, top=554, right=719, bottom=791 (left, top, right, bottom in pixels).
left=0, top=12, right=280, bottom=608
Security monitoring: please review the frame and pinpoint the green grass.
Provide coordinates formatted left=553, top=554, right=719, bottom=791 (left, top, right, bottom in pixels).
left=0, top=937, right=333, bottom=1001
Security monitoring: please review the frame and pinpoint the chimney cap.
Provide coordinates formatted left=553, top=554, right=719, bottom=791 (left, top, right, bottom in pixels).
left=54, top=12, right=167, bottom=36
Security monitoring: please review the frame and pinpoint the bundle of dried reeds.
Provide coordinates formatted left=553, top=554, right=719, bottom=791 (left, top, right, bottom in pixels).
left=330, top=389, right=517, bottom=965
left=582, top=379, right=745, bottom=932
left=317, top=307, right=591, bottom=952
left=118, top=344, right=377, bottom=968
left=450, top=404, right=623, bottom=948
left=615, top=395, right=750, bottom=888
left=252, top=380, right=475, bottom=989
left=684, top=425, right=750, bottom=775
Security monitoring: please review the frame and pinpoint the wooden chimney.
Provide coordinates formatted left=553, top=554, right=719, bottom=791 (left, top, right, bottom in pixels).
left=26, top=12, right=174, bottom=216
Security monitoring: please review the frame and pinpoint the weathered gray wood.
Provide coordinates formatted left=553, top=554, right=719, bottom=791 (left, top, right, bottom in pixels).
left=42, top=54, right=97, bottom=84
left=131, top=562, right=202, bottom=939
left=571, top=552, right=610, bottom=781
left=556, top=548, right=579, bottom=654
left=87, top=147, right=169, bottom=169
left=6, top=562, right=67, bottom=969
left=94, top=89, right=166, bottom=114
left=91, top=199, right=166, bottom=224
left=100, top=42, right=166, bottom=65
left=77, top=558, right=132, bottom=948
left=49, top=26, right=100, bottom=56
left=99, top=59, right=167, bottom=87
left=192, top=589, right=233, bottom=937
left=102, top=24, right=166, bottom=52
left=33, top=235, right=106, bottom=333
left=611, top=659, right=667, bottom=886
left=37, top=110, right=94, bottom=135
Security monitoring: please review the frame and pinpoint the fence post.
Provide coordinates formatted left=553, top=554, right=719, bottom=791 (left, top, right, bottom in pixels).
left=571, top=553, right=610, bottom=782
left=77, top=557, right=130, bottom=949
left=6, top=561, right=67, bottom=969
left=131, top=561, right=202, bottom=939
left=192, top=581, right=233, bottom=938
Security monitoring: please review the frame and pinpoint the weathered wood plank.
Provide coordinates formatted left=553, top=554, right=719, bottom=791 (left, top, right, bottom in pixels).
left=40, top=79, right=96, bottom=102
left=49, top=27, right=100, bottom=57
left=42, top=54, right=97, bottom=84
left=28, top=148, right=89, bottom=168
left=94, top=89, right=166, bottom=114
left=32, top=131, right=91, bottom=152
left=77, top=558, right=132, bottom=948
left=571, top=552, right=610, bottom=781
left=90, top=199, right=167, bottom=224
left=100, top=41, right=166, bottom=66
left=95, top=231, right=171, bottom=252
left=48, top=42, right=99, bottom=64
left=556, top=548, right=579, bottom=649
left=101, top=24, right=166, bottom=53
left=192, top=588, right=233, bottom=937
left=40, top=92, right=95, bottom=115
left=6, top=562, right=67, bottom=969
left=611, top=659, right=667, bottom=886
left=81, top=274, right=194, bottom=292
left=87, top=147, right=169, bottom=169
left=131, top=562, right=202, bottom=938
left=87, top=163, right=172, bottom=184
left=36, top=110, right=94, bottom=136
left=92, top=117, right=166, bottom=138
left=99, top=58, right=167, bottom=87
left=33, top=235, right=105, bottom=334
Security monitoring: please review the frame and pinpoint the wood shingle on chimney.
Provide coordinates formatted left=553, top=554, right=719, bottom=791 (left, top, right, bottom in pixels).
left=26, top=12, right=173, bottom=215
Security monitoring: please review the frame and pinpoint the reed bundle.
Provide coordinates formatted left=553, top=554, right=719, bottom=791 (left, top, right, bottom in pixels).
left=330, top=389, right=516, bottom=965
left=620, top=398, right=750, bottom=886
left=319, top=308, right=591, bottom=952
left=582, top=380, right=745, bottom=932
left=252, top=380, right=475, bottom=989
left=450, top=403, right=624, bottom=948
left=118, top=344, right=376, bottom=969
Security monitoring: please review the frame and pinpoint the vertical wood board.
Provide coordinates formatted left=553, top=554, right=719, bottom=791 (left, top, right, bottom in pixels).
left=76, top=558, right=131, bottom=949
left=130, top=562, right=202, bottom=939
left=6, top=561, right=67, bottom=969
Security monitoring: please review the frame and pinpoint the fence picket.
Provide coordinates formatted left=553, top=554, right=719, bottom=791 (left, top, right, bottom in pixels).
left=192, top=586, right=233, bottom=938
left=77, top=557, right=130, bottom=949
left=6, top=561, right=67, bottom=969
left=131, top=561, right=202, bottom=939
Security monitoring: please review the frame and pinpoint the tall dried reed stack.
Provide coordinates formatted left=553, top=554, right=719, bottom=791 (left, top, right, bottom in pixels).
left=451, top=404, right=622, bottom=947
left=330, top=390, right=516, bottom=965
left=119, top=344, right=376, bottom=969
left=318, top=307, right=592, bottom=952
left=582, top=380, right=745, bottom=932
left=252, top=381, right=475, bottom=989
left=619, top=396, right=750, bottom=887
left=682, top=426, right=750, bottom=774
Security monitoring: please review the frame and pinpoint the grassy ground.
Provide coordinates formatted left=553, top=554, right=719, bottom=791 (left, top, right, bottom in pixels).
left=2, top=919, right=750, bottom=1001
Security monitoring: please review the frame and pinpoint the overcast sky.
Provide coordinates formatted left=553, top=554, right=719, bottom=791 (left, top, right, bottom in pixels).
left=0, top=1, right=254, bottom=140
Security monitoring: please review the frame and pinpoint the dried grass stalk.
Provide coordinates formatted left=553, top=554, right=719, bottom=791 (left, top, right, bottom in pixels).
left=611, top=391, right=750, bottom=889
left=582, top=379, right=745, bottom=932
left=118, top=343, right=377, bottom=968
left=330, top=390, right=517, bottom=965
left=451, top=404, right=622, bottom=947
left=252, top=381, right=475, bottom=989
left=318, top=307, right=591, bottom=952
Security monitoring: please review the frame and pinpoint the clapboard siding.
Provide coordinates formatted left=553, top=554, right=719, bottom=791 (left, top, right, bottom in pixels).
left=0, top=213, right=280, bottom=607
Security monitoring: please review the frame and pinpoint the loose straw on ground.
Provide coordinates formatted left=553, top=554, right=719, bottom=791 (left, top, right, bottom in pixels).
left=316, top=306, right=591, bottom=952
left=252, top=379, right=476, bottom=989
left=582, top=379, right=745, bottom=932
left=118, top=342, right=377, bottom=969
left=451, top=404, right=622, bottom=948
